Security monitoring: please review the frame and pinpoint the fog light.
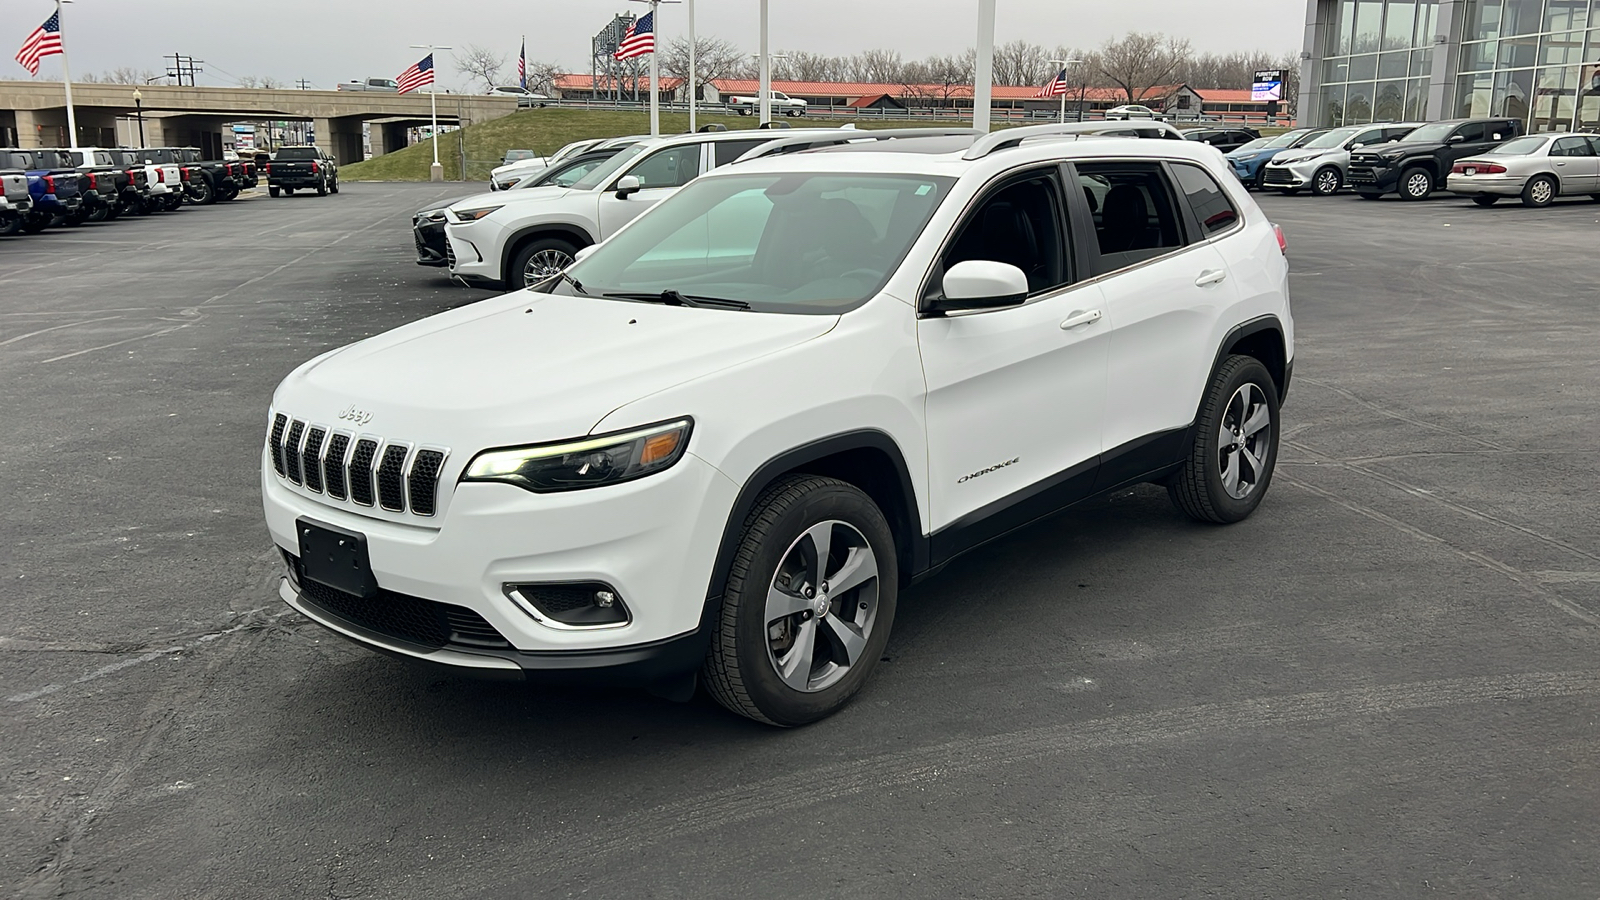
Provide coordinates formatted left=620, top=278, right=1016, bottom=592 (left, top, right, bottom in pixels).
left=504, top=582, right=630, bottom=628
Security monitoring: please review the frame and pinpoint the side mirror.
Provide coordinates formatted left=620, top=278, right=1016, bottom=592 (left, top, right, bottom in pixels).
left=932, top=260, right=1029, bottom=314
left=1448, top=134, right=1466, bottom=144
left=1350, top=142, right=1366, bottom=149
left=614, top=174, right=641, bottom=199
left=573, top=245, right=599, bottom=264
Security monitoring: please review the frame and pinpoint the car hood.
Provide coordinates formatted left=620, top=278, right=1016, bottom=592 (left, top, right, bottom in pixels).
left=449, top=185, right=572, bottom=213
left=1226, top=148, right=1278, bottom=162
left=1271, top=149, right=1340, bottom=165
left=273, top=291, right=839, bottom=449
left=491, top=159, right=547, bottom=178
left=1355, top=141, right=1445, bottom=158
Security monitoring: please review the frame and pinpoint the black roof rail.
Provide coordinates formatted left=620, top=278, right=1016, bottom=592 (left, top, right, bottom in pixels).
left=733, top=127, right=985, bottom=165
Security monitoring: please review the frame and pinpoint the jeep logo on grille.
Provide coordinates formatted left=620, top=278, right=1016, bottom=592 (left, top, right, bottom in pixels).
left=337, top=405, right=374, bottom=426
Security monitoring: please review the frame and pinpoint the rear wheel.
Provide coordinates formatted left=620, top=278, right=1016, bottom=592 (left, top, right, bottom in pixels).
left=190, top=179, right=215, bottom=205
left=1311, top=166, right=1342, bottom=196
left=511, top=237, right=578, bottom=289
left=1168, top=355, right=1280, bottom=525
left=1521, top=175, right=1556, bottom=208
left=284, top=187, right=295, bottom=196
left=0, top=216, right=22, bottom=236
left=269, top=186, right=280, bottom=198
left=1251, top=168, right=1267, bottom=191
left=702, top=475, right=897, bottom=726
left=330, top=177, right=339, bottom=194
left=87, top=205, right=108, bottom=223
left=316, top=178, right=327, bottom=196
left=20, top=215, right=48, bottom=233
left=1399, top=167, right=1434, bottom=201
left=1356, top=191, right=1383, bottom=200
left=1472, top=194, right=1499, bottom=207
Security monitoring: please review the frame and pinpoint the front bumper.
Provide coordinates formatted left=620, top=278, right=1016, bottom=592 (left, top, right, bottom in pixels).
left=444, top=219, right=505, bottom=283
left=263, top=447, right=739, bottom=668
left=1347, top=164, right=1400, bottom=193
left=413, top=218, right=448, bottom=266
left=1445, top=173, right=1525, bottom=196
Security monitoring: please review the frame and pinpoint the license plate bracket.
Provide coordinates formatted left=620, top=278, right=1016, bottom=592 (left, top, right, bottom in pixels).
left=296, top=518, right=379, bottom=599
left=1464, top=167, right=1477, bottom=176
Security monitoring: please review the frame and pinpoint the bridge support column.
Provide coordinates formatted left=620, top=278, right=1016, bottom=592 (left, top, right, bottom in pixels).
left=314, top=116, right=366, bottom=167
left=369, top=122, right=411, bottom=158
left=13, top=109, right=42, bottom=147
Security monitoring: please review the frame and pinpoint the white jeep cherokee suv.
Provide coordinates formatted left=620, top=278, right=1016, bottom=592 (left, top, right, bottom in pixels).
left=264, top=124, right=1293, bottom=726
left=444, top=127, right=849, bottom=290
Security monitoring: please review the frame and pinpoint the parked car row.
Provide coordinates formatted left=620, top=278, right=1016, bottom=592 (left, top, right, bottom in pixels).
left=0, top=146, right=259, bottom=236
left=1227, top=118, right=1600, bottom=208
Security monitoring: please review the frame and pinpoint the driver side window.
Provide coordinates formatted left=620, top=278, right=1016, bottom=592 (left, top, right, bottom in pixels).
left=626, top=144, right=703, bottom=189
left=938, top=169, right=1071, bottom=297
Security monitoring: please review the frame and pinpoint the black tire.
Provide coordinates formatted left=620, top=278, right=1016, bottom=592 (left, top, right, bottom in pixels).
left=269, top=186, right=280, bottom=198
left=702, top=475, right=898, bottom=727
left=64, top=208, right=90, bottom=227
left=1276, top=188, right=1300, bottom=196
left=739, top=107, right=753, bottom=116
left=20, top=215, right=48, bottom=234
left=509, top=237, right=579, bottom=289
left=1168, top=355, right=1281, bottom=525
left=164, top=194, right=183, bottom=212
left=190, top=179, right=215, bottom=205
left=284, top=187, right=295, bottom=196
left=1591, top=194, right=1600, bottom=202
left=1311, top=166, right=1342, bottom=196
left=1472, top=195, right=1499, bottom=207
left=218, top=186, right=238, bottom=202
left=330, top=177, right=339, bottom=194
left=1251, top=168, right=1267, bottom=191
left=87, top=205, right=108, bottom=223
left=1398, top=166, right=1433, bottom=201
left=1521, top=174, right=1557, bottom=208
left=1356, top=191, right=1384, bottom=200
left=316, top=179, right=327, bottom=197
left=0, top=216, right=22, bottom=236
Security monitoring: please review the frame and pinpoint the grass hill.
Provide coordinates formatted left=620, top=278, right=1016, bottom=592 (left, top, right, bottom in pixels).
left=340, top=108, right=957, bottom=182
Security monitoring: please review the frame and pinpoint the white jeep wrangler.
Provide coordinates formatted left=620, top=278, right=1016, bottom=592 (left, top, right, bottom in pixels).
left=264, top=124, right=1293, bottom=726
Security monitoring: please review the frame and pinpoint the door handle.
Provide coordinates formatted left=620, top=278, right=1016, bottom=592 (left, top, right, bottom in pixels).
left=1059, top=309, right=1103, bottom=330
left=1195, top=269, right=1228, bottom=288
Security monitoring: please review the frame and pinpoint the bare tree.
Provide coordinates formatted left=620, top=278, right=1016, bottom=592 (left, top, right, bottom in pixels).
left=522, top=59, right=562, bottom=95
left=912, top=51, right=975, bottom=102
left=259, top=76, right=285, bottom=90
left=660, top=35, right=750, bottom=83
left=98, top=66, right=161, bottom=85
left=846, top=48, right=905, bottom=84
left=454, top=44, right=506, bottom=91
left=991, top=40, right=1051, bottom=87
left=1098, top=32, right=1192, bottom=104
left=780, top=50, right=847, bottom=82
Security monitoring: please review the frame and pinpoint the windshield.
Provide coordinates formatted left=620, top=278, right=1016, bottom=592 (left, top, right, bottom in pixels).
left=1402, top=122, right=1457, bottom=143
left=1262, top=130, right=1312, bottom=149
left=1302, top=126, right=1363, bottom=149
left=1487, top=135, right=1547, bottom=155
left=504, top=150, right=538, bottom=162
left=568, top=143, right=649, bottom=190
left=523, top=155, right=611, bottom=189
left=1233, top=138, right=1270, bottom=153
left=275, top=147, right=320, bottom=159
left=558, top=172, right=955, bottom=314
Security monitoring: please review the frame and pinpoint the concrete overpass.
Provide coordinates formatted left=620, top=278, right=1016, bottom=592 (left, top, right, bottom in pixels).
left=0, top=81, right=518, bottom=164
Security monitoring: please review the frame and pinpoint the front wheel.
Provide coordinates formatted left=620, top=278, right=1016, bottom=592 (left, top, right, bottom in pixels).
left=510, top=237, right=578, bottom=289
left=1276, top=187, right=1300, bottom=196
left=1311, top=166, right=1342, bottom=196
left=316, top=180, right=327, bottom=196
left=1472, top=194, right=1499, bottom=207
left=1168, top=355, right=1280, bottom=525
left=1521, top=175, right=1556, bottom=208
left=329, top=177, right=339, bottom=194
left=1399, top=167, right=1433, bottom=201
left=702, top=476, right=898, bottom=726
left=1356, top=191, right=1384, bottom=200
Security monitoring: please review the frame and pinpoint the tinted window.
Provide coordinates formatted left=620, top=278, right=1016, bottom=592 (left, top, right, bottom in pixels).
left=1171, top=164, right=1240, bottom=237
left=627, top=144, right=702, bottom=189
left=714, top=139, right=770, bottom=166
left=1454, top=123, right=1488, bottom=142
left=943, top=170, right=1071, bottom=295
left=276, top=148, right=321, bottom=159
left=1076, top=162, right=1184, bottom=269
left=1551, top=136, right=1594, bottom=157
left=94, top=152, right=115, bottom=165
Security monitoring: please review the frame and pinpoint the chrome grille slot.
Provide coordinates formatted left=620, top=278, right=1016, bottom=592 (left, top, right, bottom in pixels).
left=348, top=439, right=379, bottom=506
left=408, top=450, right=447, bottom=516
left=301, top=427, right=327, bottom=493
left=377, top=444, right=410, bottom=512
left=323, top=433, right=351, bottom=500
left=269, top=413, right=288, bottom=475
left=283, top=420, right=306, bottom=484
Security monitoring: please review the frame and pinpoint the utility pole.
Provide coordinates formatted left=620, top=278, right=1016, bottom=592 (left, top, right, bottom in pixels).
left=295, top=78, right=312, bottom=91
left=973, top=0, right=995, bottom=132
left=165, top=53, right=203, bottom=87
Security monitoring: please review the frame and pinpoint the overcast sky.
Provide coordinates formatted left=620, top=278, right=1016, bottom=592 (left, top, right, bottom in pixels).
left=14, top=0, right=1303, bottom=89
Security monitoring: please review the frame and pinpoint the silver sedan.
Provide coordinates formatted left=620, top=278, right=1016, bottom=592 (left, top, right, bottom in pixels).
left=1446, top=132, right=1600, bottom=207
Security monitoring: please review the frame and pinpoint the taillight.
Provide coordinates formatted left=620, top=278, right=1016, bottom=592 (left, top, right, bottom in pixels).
left=310, top=161, right=319, bottom=175
left=1273, top=223, right=1287, bottom=256
left=155, top=168, right=165, bottom=183
left=43, top=175, right=55, bottom=193
left=87, top=173, right=98, bottom=190
left=1451, top=162, right=1507, bottom=174
left=264, top=163, right=272, bottom=175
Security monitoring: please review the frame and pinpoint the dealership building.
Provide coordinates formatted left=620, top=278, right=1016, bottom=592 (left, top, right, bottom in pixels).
left=1297, top=0, right=1600, bottom=131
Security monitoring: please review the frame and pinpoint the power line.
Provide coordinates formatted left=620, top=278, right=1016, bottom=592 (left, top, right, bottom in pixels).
left=166, top=53, right=204, bottom=87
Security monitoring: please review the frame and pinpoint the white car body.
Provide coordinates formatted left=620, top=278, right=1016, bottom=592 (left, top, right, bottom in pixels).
left=1446, top=132, right=1600, bottom=201
left=446, top=128, right=848, bottom=288
left=0, top=171, right=30, bottom=214
left=264, top=126, right=1293, bottom=721
left=727, top=91, right=808, bottom=116
left=489, top=154, right=549, bottom=191
left=1105, top=104, right=1162, bottom=120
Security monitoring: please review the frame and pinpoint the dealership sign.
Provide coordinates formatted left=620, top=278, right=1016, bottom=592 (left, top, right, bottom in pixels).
left=1252, top=70, right=1285, bottom=103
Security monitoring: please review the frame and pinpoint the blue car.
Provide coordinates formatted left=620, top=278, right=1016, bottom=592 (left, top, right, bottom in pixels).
left=0, top=148, right=85, bottom=232
left=1226, top=129, right=1328, bottom=190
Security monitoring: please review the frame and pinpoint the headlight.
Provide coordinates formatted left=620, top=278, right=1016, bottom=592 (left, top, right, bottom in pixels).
left=462, top=418, right=693, bottom=493
left=453, top=206, right=503, bottom=222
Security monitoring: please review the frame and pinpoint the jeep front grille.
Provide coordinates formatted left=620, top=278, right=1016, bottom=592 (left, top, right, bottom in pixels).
left=267, top=411, right=448, bottom=518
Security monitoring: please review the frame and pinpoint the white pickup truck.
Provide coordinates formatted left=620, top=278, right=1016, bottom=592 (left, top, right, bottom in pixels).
left=725, top=90, right=807, bottom=117
left=337, top=78, right=400, bottom=92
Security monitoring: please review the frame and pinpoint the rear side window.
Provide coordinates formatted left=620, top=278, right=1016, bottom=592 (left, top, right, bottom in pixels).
left=1551, top=136, right=1594, bottom=157
left=1455, top=123, right=1487, bottom=142
left=1171, top=164, right=1240, bottom=237
left=713, top=139, right=769, bottom=167
left=627, top=144, right=702, bottom=189
left=1075, top=162, right=1184, bottom=271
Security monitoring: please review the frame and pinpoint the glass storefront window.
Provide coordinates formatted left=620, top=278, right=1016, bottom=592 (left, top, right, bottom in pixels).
left=1337, top=0, right=1358, bottom=55
left=1463, top=0, right=1505, bottom=41
left=1531, top=65, right=1579, bottom=130
left=1498, top=33, right=1541, bottom=67
left=1323, top=83, right=1348, bottom=126
left=1356, top=0, right=1387, bottom=52
left=1346, top=82, right=1376, bottom=122
left=1380, top=50, right=1412, bottom=78
left=1350, top=53, right=1380, bottom=80
left=1411, top=48, right=1435, bottom=76
left=1404, top=78, right=1431, bottom=119
left=1462, top=41, right=1499, bottom=71
left=1578, top=63, right=1600, bottom=130
left=1493, top=68, right=1537, bottom=118
left=1418, top=1, right=1439, bottom=43
left=1500, top=0, right=1547, bottom=36
left=1385, top=0, right=1421, bottom=48
left=1375, top=79, right=1408, bottom=118
left=1457, top=72, right=1495, bottom=115
left=1541, top=31, right=1588, bottom=65
left=1544, top=0, right=1590, bottom=31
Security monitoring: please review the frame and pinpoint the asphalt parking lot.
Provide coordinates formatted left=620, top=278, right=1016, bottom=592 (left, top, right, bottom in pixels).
left=2, top=182, right=1598, bottom=899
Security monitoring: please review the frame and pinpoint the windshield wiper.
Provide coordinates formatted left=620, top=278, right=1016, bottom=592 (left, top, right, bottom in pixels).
left=602, top=290, right=750, bottom=310
left=553, top=270, right=587, bottom=294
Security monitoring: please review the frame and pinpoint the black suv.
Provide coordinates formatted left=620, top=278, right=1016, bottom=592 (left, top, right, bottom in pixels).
left=1183, top=127, right=1261, bottom=154
left=1347, top=118, right=1523, bottom=200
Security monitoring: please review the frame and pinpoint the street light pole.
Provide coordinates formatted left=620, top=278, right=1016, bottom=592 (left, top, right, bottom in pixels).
left=132, top=88, right=146, bottom=148
left=687, top=0, right=697, bottom=131
left=1048, top=57, right=1082, bottom=123
left=973, top=0, right=995, bottom=132
left=411, top=43, right=452, bottom=181
left=759, top=0, right=771, bottom=125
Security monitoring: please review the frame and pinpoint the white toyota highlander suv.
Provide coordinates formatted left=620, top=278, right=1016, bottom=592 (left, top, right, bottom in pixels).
left=264, top=124, right=1293, bottom=726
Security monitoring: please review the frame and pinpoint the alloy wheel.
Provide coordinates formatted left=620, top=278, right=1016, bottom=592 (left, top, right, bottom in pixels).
left=522, top=248, right=574, bottom=285
left=1217, top=383, right=1272, bottom=501
left=1405, top=171, right=1431, bottom=198
left=1529, top=179, right=1554, bottom=205
left=1315, top=169, right=1340, bottom=194
left=763, top=520, right=880, bottom=693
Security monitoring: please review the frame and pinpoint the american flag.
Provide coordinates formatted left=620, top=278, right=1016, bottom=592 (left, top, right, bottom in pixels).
left=397, top=53, right=434, bottom=94
left=1035, top=69, right=1069, bottom=99
left=14, top=10, right=64, bottom=77
left=614, top=12, right=654, bottom=61
left=518, top=37, right=526, bottom=90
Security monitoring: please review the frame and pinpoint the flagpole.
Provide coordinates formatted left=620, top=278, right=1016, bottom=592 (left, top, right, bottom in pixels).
left=687, top=0, right=697, bottom=132
left=648, top=0, right=660, bottom=136
left=758, top=0, right=770, bottom=125
left=412, top=44, right=451, bottom=182
left=57, top=0, right=79, bottom=149
left=973, top=0, right=995, bottom=132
